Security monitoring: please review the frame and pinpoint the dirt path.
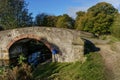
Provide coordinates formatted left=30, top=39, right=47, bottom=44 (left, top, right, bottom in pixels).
left=97, top=43, right=120, bottom=80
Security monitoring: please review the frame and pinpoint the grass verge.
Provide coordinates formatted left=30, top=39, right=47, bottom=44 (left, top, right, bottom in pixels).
left=33, top=52, right=105, bottom=80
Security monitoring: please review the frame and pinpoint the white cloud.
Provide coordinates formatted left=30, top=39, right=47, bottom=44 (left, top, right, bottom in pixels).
left=67, top=7, right=89, bottom=18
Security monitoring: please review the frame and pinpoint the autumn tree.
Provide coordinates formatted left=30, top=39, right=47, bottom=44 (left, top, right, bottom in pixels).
left=75, top=2, right=118, bottom=36
left=56, top=14, right=74, bottom=29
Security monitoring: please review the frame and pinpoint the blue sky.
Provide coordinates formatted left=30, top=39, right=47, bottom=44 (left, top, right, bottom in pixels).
left=25, top=0, right=120, bottom=18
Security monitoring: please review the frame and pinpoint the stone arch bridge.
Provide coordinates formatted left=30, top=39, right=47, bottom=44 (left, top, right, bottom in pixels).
left=0, top=27, right=90, bottom=65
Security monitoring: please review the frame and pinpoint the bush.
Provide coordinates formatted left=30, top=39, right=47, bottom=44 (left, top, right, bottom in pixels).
left=13, top=63, right=33, bottom=80
left=111, top=14, right=120, bottom=38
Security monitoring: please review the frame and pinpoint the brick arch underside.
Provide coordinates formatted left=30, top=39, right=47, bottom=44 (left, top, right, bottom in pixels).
left=6, top=34, right=51, bottom=50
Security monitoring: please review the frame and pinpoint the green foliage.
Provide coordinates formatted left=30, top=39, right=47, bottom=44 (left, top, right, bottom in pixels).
left=75, top=2, right=118, bottom=36
left=75, top=11, right=86, bottom=29
left=46, top=15, right=57, bottom=27
left=33, top=52, right=105, bottom=80
left=0, top=0, right=33, bottom=30
left=56, top=14, right=75, bottom=29
left=0, top=67, right=5, bottom=75
left=111, top=14, right=120, bottom=38
left=108, top=36, right=120, bottom=43
left=88, top=2, right=118, bottom=15
left=35, top=13, right=57, bottom=27
left=17, top=54, right=26, bottom=65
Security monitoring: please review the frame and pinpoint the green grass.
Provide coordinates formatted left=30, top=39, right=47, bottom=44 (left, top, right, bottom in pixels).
left=109, top=36, right=120, bottom=43
left=100, top=35, right=120, bottom=43
left=33, top=52, right=105, bottom=80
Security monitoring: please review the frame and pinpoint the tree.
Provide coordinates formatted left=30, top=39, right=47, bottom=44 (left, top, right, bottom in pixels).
left=75, top=11, right=86, bottom=30
left=45, top=15, right=57, bottom=27
left=87, top=2, right=118, bottom=35
left=75, top=2, right=118, bottom=36
left=19, top=9, right=33, bottom=27
left=34, top=13, right=57, bottom=27
left=0, top=0, right=33, bottom=30
left=56, top=14, right=74, bottom=29
left=34, top=13, right=47, bottom=26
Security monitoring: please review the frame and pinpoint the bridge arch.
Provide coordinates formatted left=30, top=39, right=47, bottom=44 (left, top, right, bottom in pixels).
left=7, top=35, right=54, bottom=66
left=7, top=34, right=42, bottom=49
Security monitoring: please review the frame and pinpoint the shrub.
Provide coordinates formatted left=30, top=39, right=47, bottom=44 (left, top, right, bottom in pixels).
left=111, top=14, right=120, bottom=38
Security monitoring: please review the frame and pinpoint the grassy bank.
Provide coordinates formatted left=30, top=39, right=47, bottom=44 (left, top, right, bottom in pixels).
left=33, top=52, right=105, bottom=80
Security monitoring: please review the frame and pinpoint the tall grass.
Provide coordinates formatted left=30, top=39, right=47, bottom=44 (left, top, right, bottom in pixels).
left=33, top=52, right=105, bottom=80
left=0, top=52, right=105, bottom=80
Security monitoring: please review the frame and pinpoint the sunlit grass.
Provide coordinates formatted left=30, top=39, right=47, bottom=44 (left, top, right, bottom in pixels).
left=33, top=52, right=105, bottom=80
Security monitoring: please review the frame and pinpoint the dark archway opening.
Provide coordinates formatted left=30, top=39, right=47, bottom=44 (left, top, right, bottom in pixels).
left=8, top=38, right=52, bottom=67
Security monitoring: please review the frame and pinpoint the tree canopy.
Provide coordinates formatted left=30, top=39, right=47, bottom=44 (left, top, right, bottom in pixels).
left=34, top=13, right=57, bottom=27
left=75, top=2, right=118, bottom=36
left=0, top=0, right=33, bottom=29
left=75, top=11, right=86, bottom=30
left=56, top=14, right=74, bottom=29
